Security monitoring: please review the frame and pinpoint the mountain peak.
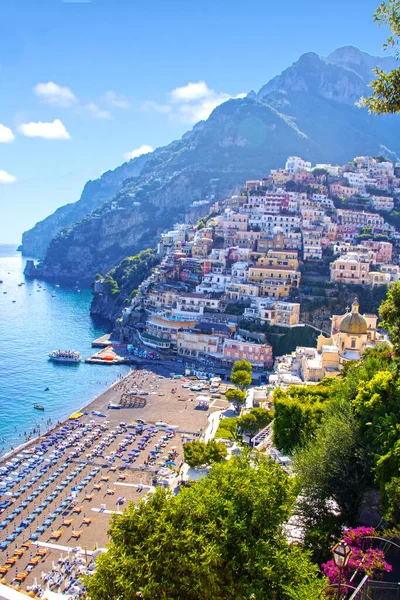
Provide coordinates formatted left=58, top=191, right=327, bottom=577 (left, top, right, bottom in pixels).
left=327, top=45, right=366, bottom=65
left=297, top=51, right=321, bottom=63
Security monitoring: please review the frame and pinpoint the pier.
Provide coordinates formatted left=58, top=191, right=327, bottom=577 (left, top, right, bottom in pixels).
left=91, top=333, right=112, bottom=348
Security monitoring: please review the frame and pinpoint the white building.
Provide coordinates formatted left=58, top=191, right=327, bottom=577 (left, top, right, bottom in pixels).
left=285, top=156, right=312, bottom=174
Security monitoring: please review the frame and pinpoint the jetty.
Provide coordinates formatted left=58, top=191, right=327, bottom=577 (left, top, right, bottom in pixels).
left=85, top=345, right=126, bottom=364
left=92, top=333, right=112, bottom=348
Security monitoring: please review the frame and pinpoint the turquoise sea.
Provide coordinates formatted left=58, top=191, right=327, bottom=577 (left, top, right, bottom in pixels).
left=0, top=244, right=129, bottom=456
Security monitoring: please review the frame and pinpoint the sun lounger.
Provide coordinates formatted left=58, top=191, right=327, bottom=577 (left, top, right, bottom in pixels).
left=0, top=565, right=10, bottom=574
left=84, top=494, right=93, bottom=501
left=36, top=548, right=47, bottom=557
left=62, top=519, right=73, bottom=526
left=6, top=557, right=17, bottom=565
left=29, top=556, right=41, bottom=566
left=71, top=530, right=82, bottom=539
left=82, top=517, right=92, bottom=525
left=101, top=476, right=109, bottom=481
left=50, top=530, right=63, bottom=540
left=14, top=549, right=25, bottom=557
left=93, top=484, right=102, bottom=490
left=15, top=572, right=28, bottom=582
left=72, top=506, right=83, bottom=514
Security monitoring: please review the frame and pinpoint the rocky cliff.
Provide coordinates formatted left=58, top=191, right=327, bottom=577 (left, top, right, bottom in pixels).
left=22, top=46, right=400, bottom=282
left=20, top=153, right=151, bottom=257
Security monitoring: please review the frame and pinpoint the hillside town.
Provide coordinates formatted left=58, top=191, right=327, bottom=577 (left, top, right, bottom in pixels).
left=94, top=155, right=399, bottom=385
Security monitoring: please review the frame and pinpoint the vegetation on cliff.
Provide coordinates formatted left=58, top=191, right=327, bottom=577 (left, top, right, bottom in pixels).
left=91, top=249, right=159, bottom=319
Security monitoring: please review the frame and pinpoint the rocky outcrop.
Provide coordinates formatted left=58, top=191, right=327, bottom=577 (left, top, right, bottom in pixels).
left=21, top=46, right=400, bottom=282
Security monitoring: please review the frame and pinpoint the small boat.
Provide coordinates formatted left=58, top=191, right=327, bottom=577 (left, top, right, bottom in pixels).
left=44, top=387, right=50, bottom=391
left=0, top=280, right=3, bottom=284
left=48, top=350, right=82, bottom=363
left=12, top=300, right=16, bottom=303
left=34, top=405, right=45, bottom=411
left=55, top=284, right=60, bottom=288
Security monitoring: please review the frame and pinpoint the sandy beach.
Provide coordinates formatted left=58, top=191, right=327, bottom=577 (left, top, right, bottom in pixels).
left=0, top=366, right=229, bottom=598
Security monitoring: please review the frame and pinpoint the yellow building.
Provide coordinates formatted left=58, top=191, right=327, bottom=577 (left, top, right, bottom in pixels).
left=176, top=331, right=221, bottom=357
left=282, top=299, right=385, bottom=383
left=319, top=298, right=380, bottom=365
left=247, top=252, right=301, bottom=299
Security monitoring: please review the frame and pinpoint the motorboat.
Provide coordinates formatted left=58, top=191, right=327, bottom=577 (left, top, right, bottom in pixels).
left=48, top=350, right=81, bottom=364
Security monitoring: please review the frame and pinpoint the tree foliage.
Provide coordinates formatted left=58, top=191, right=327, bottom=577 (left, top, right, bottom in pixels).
left=225, top=388, right=246, bottom=405
left=273, top=380, right=337, bottom=454
left=98, top=248, right=159, bottom=307
left=379, top=280, right=400, bottom=355
left=183, top=439, right=228, bottom=467
left=230, top=369, right=252, bottom=390
left=232, top=359, right=253, bottom=374
left=85, top=454, right=325, bottom=600
left=362, top=1, right=400, bottom=114
left=238, top=408, right=274, bottom=435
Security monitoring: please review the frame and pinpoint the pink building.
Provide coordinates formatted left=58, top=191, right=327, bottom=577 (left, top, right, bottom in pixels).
left=223, top=338, right=273, bottom=368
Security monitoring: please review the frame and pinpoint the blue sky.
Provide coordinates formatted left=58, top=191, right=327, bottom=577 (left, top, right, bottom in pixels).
left=0, top=0, right=392, bottom=243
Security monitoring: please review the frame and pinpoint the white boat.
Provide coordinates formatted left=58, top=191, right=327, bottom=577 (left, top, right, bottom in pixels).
left=48, top=350, right=81, bottom=363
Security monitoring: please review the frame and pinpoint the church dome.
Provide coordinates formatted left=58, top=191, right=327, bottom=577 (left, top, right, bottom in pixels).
left=339, top=299, right=367, bottom=335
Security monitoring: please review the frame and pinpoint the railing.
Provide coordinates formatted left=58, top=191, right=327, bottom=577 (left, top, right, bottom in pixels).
left=349, top=579, right=400, bottom=599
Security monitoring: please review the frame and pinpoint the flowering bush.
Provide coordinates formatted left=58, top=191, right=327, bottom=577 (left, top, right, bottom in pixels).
left=321, top=527, right=392, bottom=592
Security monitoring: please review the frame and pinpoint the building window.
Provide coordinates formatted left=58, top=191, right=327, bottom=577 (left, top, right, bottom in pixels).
left=351, top=338, right=356, bottom=349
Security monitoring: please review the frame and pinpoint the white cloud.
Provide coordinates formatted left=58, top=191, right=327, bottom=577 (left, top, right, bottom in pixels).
left=35, top=82, right=77, bottom=107
left=0, top=124, right=15, bottom=143
left=144, top=81, right=246, bottom=125
left=170, top=81, right=211, bottom=103
left=123, top=144, right=153, bottom=161
left=0, top=170, right=16, bottom=184
left=86, top=103, right=111, bottom=119
left=141, top=100, right=172, bottom=114
left=18, top=119, right=71, bottom=140
left=104, top=91, right=130, bottom=109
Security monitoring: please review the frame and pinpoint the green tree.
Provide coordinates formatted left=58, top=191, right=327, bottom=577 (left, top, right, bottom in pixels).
left=294, top=401, right=370, bottom=540
left=183, top=440, right=228, bottom=467
left=225, top=388, right=246, bottom=405
left=85, top=455, right=325, bottom=600
left=379, top=280, right=400, bottom=354
left=230, top=369, right=252, bottom=390
left=363, top=1, right=400, bottom=114
left=238, top=408, right=274, bottom=435
left=215, top=417, right=239, bottom=440
left=232, top=359, right=252, bottom=374
left=204, top=440, right=228, bottom=464
left=183, top=440, right=207, bottom=467
left=273, top=382, right=336, bottom=454
left=197, top=219, right=205, bottom=229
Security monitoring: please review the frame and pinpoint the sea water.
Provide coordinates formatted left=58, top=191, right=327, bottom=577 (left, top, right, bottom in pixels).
left=0, top=244, right=129, bottom=455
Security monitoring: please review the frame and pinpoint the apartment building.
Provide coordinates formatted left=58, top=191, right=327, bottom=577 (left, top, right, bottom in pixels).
left=195, top=273, right=231, bottom=294
left=330, top=184, right=359, bottom=199
left=248, top=213, right=301, bottom=233
left=370, top=196, right=394, bottom=212
left=176, top=293, right=221, bottom=314
left=223, top=338, right=273, bottom=368
left=330, top=253, right=370, bottom=285
left=176, top=331, right=221, bottom=357
left=336, top=209, right=385, bottom=229
left=285, top=156, right=312, bottom=174
left=244, top=298, right=300, bottom=326
left=224, top=282, right=259, bottom=301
